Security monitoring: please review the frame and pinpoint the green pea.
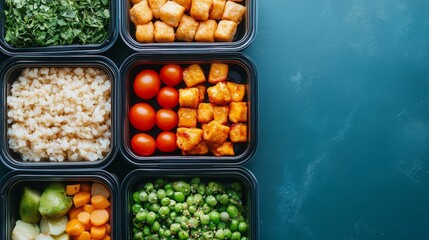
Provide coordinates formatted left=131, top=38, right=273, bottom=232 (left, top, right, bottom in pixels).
left=186, top=195, right=195, bottom=205
left=136, top=211, right=147, bottom=222
left=158, top=206, right=170, bottom=217
left=230, top=219, right=239, bottom=231
left=188, top=205, right=197, bottom=214
left=164, top=183, right=173, bottom=190
left=201, top=203, right=212, bottom=214
left=220, top=212, right=230, bottom=222
left=173, top=181, right=191, bottom=195
left=203, top=231, right=214, bottom=239
left=227, top=205, right=239, bottom=219
left=169, top=211, right=177, bottom=219
left=206, top=195, right=217, bottom=207
left=194, top=210, right=204, bottom=219
left=194, top=194, right=204, bottom=206
left=170, top=223, right=181, bottom=234
left=217, top=222, right=226, bottom=229
left=166, top=188, right=174, bottom=197
left=218, top=205, right=227, bottom=213
left=148, top=192, right=158, bottom=204
left=175, top=203, right=184, bottom=213
left=174, top=191, right=186, bottom=203
left=145, top=182, right=154, bottom=192
left=134, top=231, right=144, bottom=240
left=231, top=231, right=241, bottom=240
left=182, top=202, right=189, bottom=210
left=209, top=211, right=220, bottom=224
left=168, top=199, right=177, bottom=210
left=209, top=222, right=217, bottom=231
left=157, top=189, right=167, bottom=199
left=224, top=229, right=232, bottom=239
left=181, top=220, right=189, bottom=230
left=236, top=215, right=245, bottom=222
left=155, top=178, right=164, bottom=188
left=147, top=234, right=159, bottom=240
left=238, top=222, right=247, bottom=233
left=215, top=229, right=225, bottom=239
left=166, top=217, right=174, bottom=226
left=188, top=217, right=199, bottom=229
left=151, top=221, right=161, bottom=232
left=179, top=230, right=190, bottom=239
left=139, top=191, right=149, bottom=202
left=133, top=191, right=141, bottom=203
left=197, top=184, right=206, bottom=195
left=164, top=229, right=172, bottom=237
left=240, top=237, right=248, bottom=240
left=158, top=227, right=165, bottom=237
left=218, top=194, right=229, bottom=205
left=161, top=197, right=171, bottom=206
left=132, top=203, right=143, bottom=213
left=133, top=217, right=143, bottom=228
left=200, top=214, right=210, bottom=225
left=143, top=225, right=151, bottom=236
left=147, top=211, right=157, bottom=225
left=149, top=203, right=160, bottom=213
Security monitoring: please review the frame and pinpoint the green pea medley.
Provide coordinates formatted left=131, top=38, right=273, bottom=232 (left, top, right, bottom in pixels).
left=131, top=178, right=249, bottom=240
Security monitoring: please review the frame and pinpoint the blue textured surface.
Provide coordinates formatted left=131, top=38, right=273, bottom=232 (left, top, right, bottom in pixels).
left=2, top=0, right=429, bottom=239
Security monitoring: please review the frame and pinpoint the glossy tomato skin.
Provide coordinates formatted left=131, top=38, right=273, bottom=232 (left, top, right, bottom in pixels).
left=134, top=69, right=161, bottom=99
left=157, top=86, right=179, bottom=109
left=156, top=109, right=178, bottom=131
left=131, top=133, right=156, bottom=156
left=160, top=64, right=182, bottom=86
left=156, top=131, right=178, bottom=152
left=129, top=103, right=156, bottom=131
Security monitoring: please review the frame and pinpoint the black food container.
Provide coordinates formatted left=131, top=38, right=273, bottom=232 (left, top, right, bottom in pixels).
left=0, top=56, right=119, bottom=169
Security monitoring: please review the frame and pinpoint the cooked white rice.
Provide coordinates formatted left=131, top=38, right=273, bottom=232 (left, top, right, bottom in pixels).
left=7, top=67, right=112, bottom=162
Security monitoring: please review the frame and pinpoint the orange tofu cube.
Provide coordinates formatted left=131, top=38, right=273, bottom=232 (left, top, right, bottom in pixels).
left=160, top=1, right=185, bottom=27
left=176, top=127, right=203, bottom=151
left=176, top=15, right=200, bottom=42
left=190, top=0, right=213, bottom=21
left=222, top=1, right=246, bottom=23
left=179, top=87, right=200, bottom=108
left=202, top=120, right=230, bottom=144
left=129, top=1, right=153, bottom=25
left=183, top=140, right=209, bottom=155
left=197, top=103, right=214, bottom=123
left=178, top=107, right=198, bottom=127
left=195, top=20, right=217, bottom=42
left=208, top=63, right=229, bottom=84
left=210, top=142, right=234, bottom=156
left=207, top=82, right=231, bottom=105
left=183, top=64, right=206, bottom=87
left=154, top=21, right=175, bottom=42
left=229, top=123, right=247, bottom=142
left=229, top=102, right=247, bottom=123
left=136, top=22, right=154, bottom=43
left=214, top=20, right=237, bottom=42
left=213, top=105, right=229, bottom=124
left=226, top=81, right=245, bottom=102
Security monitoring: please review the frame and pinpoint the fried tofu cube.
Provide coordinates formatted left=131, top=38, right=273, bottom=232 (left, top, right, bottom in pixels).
left=195, top=84, right=206, bottom=102
left=197, top=103, right=214, bottom=123
left=208, top=63, right=229, bottom=84
left=148, top=0, right=167, bottom=18
left=213, top=105, right=229, bottom=124
left=130, top=1, right=153, bottom=25
left=207, top=82, right=231, bottom=105
left=226, top=81, right=245, bottom=102
left=136, top=22, right=154, bottom=43
left=183, top=64, right=206, bottom=87
left=178, top=107, right=198, bottom=127
left=202, top=120, right=230, bottom=144
left=173, top=0, right=192, bottom=11
left=190, top=0, right=213, bottom=21
left=209, top=0, right=226, bottom=20
left=154, top=21, right=175, bottom=42
left=179, top=88, right=200, bottom=108
left=183, top=140, right=209, bottom=155
left=214, top=20, right=237, bottom=42
left=177, top=127, right=203, bottom=151
left=210, top=142, right=234, bottom=156
left=160, top=1, right=185, bottom=27
left=229, top=102, right=247, bottom=123
left=222, top=1, right=246, bottom=23
left=176, top=15, right=200, bottom=42
left=229, top=123, right=247, bottom=142
left=195, top=20, right=217, bottom=42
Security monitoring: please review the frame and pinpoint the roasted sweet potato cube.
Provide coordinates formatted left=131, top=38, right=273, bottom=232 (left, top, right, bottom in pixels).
left=190, top=0, right=213, bottom=21
left=176, top=127, right=203, bottom=151
left=183, top=140, right=209, bottom=155
left=210, top=142, right=234, bottom=156
left=222, top=1, right=246, bottom=23
left=197, top=103, right=214, bottom=123
left=178, top=108, right=198, bottom=127
left=183, top=64, right=206, bottom=87
left=130, top=1, right=153, bottom=25
left=179, top=88, right=200, bottom=108
left=136, top=22, right=154, bottom=43
left=229, top=123, right=247, bottom=142
left=207, top=82, right=231, bottom=105
left=195, top=84, right=206, bottom=102
left=208, top=63, right=229, bottom=84
left=202, top=120, right=230, bottom=144
left=213, top=105, right=229, bottom=124
left=160, top=1, right=185, bottom=27
left=226, top=81, right=245, bottom=102
left=229, top=102, right=247, bottom=123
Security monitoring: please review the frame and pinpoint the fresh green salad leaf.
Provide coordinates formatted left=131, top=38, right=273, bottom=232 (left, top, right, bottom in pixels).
left=4, top=0, right=110, bottom=47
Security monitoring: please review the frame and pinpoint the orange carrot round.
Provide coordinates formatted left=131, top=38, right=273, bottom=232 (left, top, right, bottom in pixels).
left=101, top=235, right=111, bottom=240
left=77, top=211, right=91, bottom=225
left=76, top=231, right=91, bottom=240
left=90, top=209, right=109, bottom=226
left=66, top=219, right=85, bottom=236
left=91, top=225, right=106, bottom=240
left=69, top=207, right=83, bottom=220
left=105, top=223, right=111, bottom=235
left=83, top=204, right=95, bottom=214
left=91, top=195, right=111, bottom=209
left=74, top=191, right=91, bottom=208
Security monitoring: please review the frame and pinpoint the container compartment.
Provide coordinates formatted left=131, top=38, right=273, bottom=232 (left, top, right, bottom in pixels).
left=120, top=53, right=257, bottom=166
left=0, top=56, right=118, bottom=169
left=120, top=0, right=257, bottom=51
left=121, top=168, right=258, bottom=239
left=0, top=170, right=119, bottom=239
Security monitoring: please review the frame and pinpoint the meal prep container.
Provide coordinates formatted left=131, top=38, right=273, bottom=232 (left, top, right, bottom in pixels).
left=120, top=52, right=258, bottom=166
left=0, top=170, right=120, bottom=239
left=120, top=0, right=257, bottom=52
left=121, top=168, right=259, bottom=239
left=0, top=56, right=119, bottom=169
left=0, top=0, right=118, bottom=55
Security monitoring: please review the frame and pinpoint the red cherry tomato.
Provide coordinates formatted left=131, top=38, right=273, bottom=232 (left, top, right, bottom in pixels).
left=160, top=64, right=182, bottom=86
left=131, top=133, right=156, bottom=156
left=157, top=86, right=179, bottom=109
left=129, top=103, right=155, bottom=131
left=156, top=109, right=178, bottom=131
left=156, top=131, right=178, bottom=153
left=134, top=69, right=161, bottom=99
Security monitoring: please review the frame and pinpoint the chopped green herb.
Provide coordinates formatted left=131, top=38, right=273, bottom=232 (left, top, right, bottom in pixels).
left=4, top=0, right=110, bottom=47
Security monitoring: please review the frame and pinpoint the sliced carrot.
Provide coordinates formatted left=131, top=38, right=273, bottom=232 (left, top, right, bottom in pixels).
left=66, top=184, right=81, bottom=195
left=69, top=207, right=83, bottom=220
left=84, top=221, right=93, bottom=231
left=75, top=231, right=90, bottom=240
left=74, top=191, right=91, bottom=208
left=80, top=182, right=92, bottom=193
left=90, top=209, right=109, bottom=226
left=77, top=211, right=91, bottom=225
left=66, top=219, right=85, bottom=236
left=101, top=235, right=111, bottom=240
left=90, top=225, right=106, bottom=240
left=105, top=223, right=111, bottom=235
left=83, top=204, right=95, bottom=214
left=91, top=195, right=110, bottom=209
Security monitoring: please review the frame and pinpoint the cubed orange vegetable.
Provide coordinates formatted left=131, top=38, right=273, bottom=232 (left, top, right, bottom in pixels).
left=74, top=191, right=91, bottom=208
left=66, top=219, right=85, bottom=236
left=66, top=184, right=81, bottom=195
left=91, top=195, right=110, bottom=209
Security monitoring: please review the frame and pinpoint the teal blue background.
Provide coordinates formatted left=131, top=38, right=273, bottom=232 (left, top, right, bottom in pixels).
left=2, top=0, right=429, bottom=239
